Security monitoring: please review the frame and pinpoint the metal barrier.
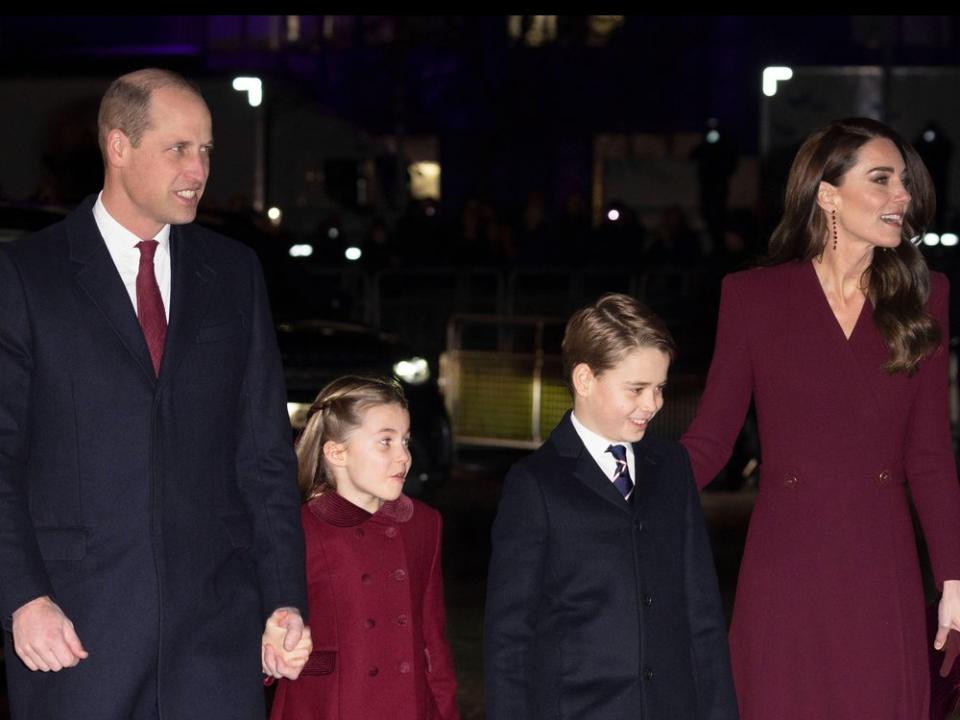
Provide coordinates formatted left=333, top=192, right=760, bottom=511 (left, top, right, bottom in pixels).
left=360, top=264, right=710, bottom=358
left=440, top=313, right=706, bottom=449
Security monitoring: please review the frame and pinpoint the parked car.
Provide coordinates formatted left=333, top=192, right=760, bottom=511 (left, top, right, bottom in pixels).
left=0, top=202, right=69, bottom=244
left=277, top=318, right=452, bottom=497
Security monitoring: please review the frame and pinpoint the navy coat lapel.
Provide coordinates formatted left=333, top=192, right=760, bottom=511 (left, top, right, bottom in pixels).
left=550, top=411, right=634, bottom=512
left=630, top=436, right=662, bottom=512
left=158, top=223, right=217, bottom=386
left=67, top=198, right=157, bottom=385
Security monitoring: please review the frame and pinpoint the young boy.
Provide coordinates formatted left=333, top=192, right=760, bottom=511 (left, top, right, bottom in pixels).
left=483, top=293, right=738, bottom=720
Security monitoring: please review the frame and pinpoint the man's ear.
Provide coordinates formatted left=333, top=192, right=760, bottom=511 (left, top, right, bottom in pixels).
left=105, top=129, right=130, bottom=168
left=322, top=440, right=347, bottom=468
left=571, top=362, right=595, bottom=398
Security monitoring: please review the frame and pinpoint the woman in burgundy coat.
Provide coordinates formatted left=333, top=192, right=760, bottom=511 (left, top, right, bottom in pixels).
left=682, top=118, right=960, bottom=719
left=270, top=376, right=460, bottom=720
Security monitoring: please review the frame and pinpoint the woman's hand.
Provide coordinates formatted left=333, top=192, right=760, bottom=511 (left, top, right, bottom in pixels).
left=935, top=579, right=960, bottom=676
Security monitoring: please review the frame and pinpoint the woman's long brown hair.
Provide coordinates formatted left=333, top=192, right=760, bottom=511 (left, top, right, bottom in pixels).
left=765, top=117, right=940, bottom=373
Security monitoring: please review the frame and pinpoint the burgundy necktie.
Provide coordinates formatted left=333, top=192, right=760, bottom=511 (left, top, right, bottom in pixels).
left=136, top=240, right=167, bottom=376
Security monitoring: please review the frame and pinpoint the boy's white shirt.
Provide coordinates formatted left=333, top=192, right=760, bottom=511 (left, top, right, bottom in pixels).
left=570, top=410, right=637, bottom=486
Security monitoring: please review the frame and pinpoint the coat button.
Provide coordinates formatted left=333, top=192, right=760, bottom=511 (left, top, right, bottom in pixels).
left=365, top=618, right=376, bottom=629
left=398, top=661, right=411, bottom=674
left=361, top=573, right=372, bottom=585
left=783, top=473, right=799, bottom=489
left=644, top=667, right=654, bottom=681
left=368, top=666, right=379, bottom=677
left=877, top=470, right=891, bottom=485
left=392, top=569, right=407, bottom=582
left=643, top=594, right=653, bottom=607
left=385, top=526, right=398, bottom=538
left=635, top=521, right=643, bottom=532
left=354, top=528, right=365, bottom=538
left=395, top=614, right=408, bottom=626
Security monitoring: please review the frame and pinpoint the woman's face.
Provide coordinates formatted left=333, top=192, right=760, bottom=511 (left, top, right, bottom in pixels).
left=823, top=137, right=912, bottom=250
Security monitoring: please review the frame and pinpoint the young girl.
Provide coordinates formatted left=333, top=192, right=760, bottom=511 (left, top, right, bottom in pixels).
left=270, top=375, right=461, bottom=720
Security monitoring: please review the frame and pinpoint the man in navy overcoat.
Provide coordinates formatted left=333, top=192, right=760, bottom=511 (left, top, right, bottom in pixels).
left=0, top=68, right=308, bottom=719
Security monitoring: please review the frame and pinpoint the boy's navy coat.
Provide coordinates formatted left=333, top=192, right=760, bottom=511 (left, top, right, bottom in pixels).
left=0, top=197, right=307, bottom=719
left=484, top=411, right=738, bottom=720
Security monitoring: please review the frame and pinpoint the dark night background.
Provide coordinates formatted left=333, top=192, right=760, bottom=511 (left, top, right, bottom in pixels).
left=2, top=14, right=960, bottom=719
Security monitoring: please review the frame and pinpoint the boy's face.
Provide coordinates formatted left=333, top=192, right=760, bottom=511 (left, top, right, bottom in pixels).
left=573, top=346, right=669, bottom=444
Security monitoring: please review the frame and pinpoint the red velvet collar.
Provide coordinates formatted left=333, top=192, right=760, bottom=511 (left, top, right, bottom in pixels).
left=307, top=491, right=414, bottom=527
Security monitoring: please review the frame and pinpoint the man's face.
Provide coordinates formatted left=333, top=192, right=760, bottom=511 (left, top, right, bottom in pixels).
left=117, top=86, right=213, bottom=238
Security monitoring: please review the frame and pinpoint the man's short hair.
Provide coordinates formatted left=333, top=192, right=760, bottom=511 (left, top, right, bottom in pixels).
left=561, top=293, right=676, bottom=395
left=97, top=68, right=204, bottom=159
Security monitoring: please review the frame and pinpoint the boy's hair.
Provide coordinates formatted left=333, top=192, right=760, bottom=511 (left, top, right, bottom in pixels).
left=295, top=375, right=408, bottom=501
left=561, top=293, right=676, bottom=395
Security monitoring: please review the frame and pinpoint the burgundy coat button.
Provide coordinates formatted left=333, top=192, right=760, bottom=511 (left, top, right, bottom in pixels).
left=393, top=569, right=407, bottom=581
left=361, top=573, right=372, bottom=585
left=368, top=666, right=379, bottom=677
left=398, top=661, right=411, bottom=674
left=354, top=528, right=365, bottom=538
left=395, top=614, right=408, bottom=626
left=877, top=470, right=891, bottom=485
left=385, top=526, right=398, bottom=538
left=365, top=618, right=376, bottom=629
left=783, top=473, right=799, bottom=489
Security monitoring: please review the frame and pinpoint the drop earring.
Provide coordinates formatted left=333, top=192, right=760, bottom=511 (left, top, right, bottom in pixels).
left=831, top=209, right=838, bottom=251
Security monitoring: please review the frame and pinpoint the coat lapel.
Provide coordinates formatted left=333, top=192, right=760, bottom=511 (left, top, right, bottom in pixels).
left=630, top=436, right=661, bottom=512
left=797, top=261, right=879, bottom=442
left=67, top=198, right=157, bottom=385
left=550, top=411, right=634, bottom=513
left=158, top=223, right=217, bottom=386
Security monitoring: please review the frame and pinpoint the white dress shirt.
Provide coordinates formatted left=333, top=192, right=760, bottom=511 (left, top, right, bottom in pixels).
left=93, top=192, right=171, bottom=321
left=570, top=411, right=636, bottom=494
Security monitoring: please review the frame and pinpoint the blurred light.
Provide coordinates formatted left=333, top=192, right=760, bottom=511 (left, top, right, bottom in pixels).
left=286, top=15, right=301, bottom=43
left=941, top=233, right=959, bottom=247
left=923, top=129, right=936, bottom=143
left=923, top=233, right=940, bottom=246
left=607, top=208, right=620, bottom=222
left=393, top=357, right=430, bottom=385
left=286, top=402, right=311, bottom=429
left=267, top=207, right=282, bottom=227
left=327, top=227, right=340, bottom=240
left=762, top=66, right=793, bottom=97
left=345, top=246, right=362, bottom=261
left=232, top=76, right=263, bottom=107
left=409, top=162, right=441, bottom=200
left=425, top=204, right=437, bottom=217
left=706, top=129, right=720, bottom=144
left=289, top=244, right=314, bottom=258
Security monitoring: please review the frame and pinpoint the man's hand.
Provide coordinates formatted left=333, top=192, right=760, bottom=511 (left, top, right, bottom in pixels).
left=12, top=596, right=88, bottom=672
left=261, top=607, right=312, bottom=680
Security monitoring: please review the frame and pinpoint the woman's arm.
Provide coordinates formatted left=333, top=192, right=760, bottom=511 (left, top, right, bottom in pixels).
left=681, top=274, right=755, bottom=489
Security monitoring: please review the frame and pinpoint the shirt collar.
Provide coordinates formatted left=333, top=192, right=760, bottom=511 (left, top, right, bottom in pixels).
left=93, top=191, right=171, bottom=253
left=570, top=410, right=635, bottom=471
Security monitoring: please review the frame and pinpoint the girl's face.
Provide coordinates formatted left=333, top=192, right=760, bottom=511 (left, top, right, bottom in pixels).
left=327, top=403, right=411, bottom=513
